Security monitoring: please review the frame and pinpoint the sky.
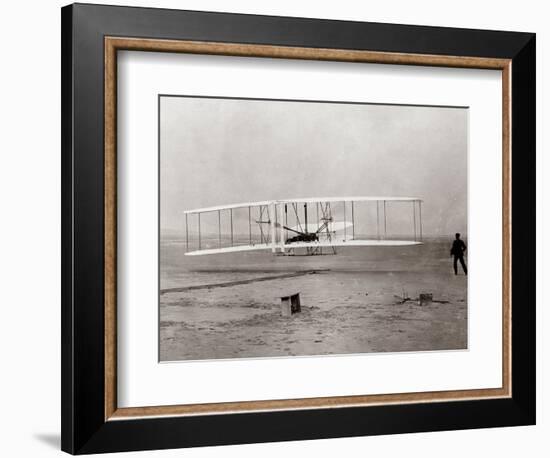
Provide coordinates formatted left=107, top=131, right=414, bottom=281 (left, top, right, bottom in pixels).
left=160, top=96, right=467, bottom=237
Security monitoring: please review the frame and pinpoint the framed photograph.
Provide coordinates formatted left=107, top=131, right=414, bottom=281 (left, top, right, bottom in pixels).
left=61, top=3, right=535, bottom=454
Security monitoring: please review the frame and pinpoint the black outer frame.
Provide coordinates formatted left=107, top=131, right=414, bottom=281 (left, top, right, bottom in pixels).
left=61, top=3, right=535, bottom=454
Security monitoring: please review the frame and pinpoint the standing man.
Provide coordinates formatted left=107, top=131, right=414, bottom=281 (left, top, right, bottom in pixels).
left=450, top=233, right=467, bottom=275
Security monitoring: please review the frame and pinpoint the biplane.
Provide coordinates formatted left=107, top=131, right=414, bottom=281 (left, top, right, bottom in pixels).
left=183, top=197, right=423, bottom=256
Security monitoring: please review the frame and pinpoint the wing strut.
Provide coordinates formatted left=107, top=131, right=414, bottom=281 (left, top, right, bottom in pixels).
left=248, top=206, right=252, bottom=245
left=270, top=202, right=276, bottom=253
left=230, top=208, right=234, bottom=246
left=285, top=204, right=288, bottom=242
left=343, top=200, right=347, bottom=241
left=413, top=201, right=417, bottom=241
left=218, top=210, right=221, bottom=248
left=376, top=201, right=380, bottom=240
left=419, top=201, right=423, bottom=241
left=278, top=203, right=285, bottom=253
left=351, top=201, right=355, bottom=240
left=316, top=202, right=320, bottom=233
left=185, top=213, right=189, bottom=251
left=383, top=200, right=387, bottom=239
left=198, top=213, right=201, bottom=250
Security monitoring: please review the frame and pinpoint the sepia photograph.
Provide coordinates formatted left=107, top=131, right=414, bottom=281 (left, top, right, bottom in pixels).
left=159, top=95, right=468, bottom=362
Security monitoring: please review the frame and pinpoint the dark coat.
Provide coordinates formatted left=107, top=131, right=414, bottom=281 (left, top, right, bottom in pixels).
left=450, top=239, right=467, bottom=256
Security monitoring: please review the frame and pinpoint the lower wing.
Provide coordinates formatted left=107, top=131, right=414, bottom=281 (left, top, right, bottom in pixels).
left=185, top=240, right=421, bottom=256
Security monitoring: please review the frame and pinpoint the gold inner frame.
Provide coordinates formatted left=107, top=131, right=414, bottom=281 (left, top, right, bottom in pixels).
left=104, top=36, right=512, bottom=421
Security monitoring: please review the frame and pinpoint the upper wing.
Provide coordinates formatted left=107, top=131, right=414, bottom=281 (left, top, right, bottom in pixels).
left=279, top=196, right=422, bottom=204
left=183, top=197, right=423, bottom=214
left=183, top=200, right=274, bottom=214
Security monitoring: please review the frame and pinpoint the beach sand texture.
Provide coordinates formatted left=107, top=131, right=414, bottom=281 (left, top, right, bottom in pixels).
left=160, top=239, right=467, bottom=361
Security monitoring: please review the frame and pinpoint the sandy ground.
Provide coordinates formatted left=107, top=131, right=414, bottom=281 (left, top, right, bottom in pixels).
left=160, top=241, right=467, bottom=361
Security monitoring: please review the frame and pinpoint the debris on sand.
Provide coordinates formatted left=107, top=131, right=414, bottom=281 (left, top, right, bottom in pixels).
left=419, top=293, right=433, bottom=306
left=394, top=293, right=450, bottom=306
left=394, top=294, right=411, bottom=304
left=430, top=299, right=450, bottom=304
